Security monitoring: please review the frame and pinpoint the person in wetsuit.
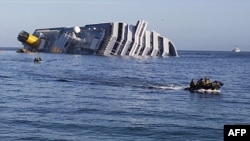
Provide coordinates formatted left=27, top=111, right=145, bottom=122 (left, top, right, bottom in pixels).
left=204, top=77, right=211, bottom=89
left=189, top=79, right=196, bottom=90
left=196, top=78, right=204, bottom=89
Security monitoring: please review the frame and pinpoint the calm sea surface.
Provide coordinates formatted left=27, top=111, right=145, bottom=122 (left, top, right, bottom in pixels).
left=0, top=49, right=249, bottom=141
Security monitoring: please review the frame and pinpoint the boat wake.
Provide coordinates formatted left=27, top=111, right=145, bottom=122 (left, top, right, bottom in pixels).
left=148, top=84, right=185, bottom=90
left=45, top=74, right=186, bottom=92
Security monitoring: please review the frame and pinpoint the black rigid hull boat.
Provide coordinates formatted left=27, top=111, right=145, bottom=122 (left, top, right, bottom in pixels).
left=185, top=80, right=224, bottom=94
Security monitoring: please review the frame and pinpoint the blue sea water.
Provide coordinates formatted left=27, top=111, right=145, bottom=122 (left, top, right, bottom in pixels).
left=0, top=49, right=249, bottom=141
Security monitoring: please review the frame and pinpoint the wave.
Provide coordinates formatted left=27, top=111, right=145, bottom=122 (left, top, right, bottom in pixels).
left=55, top=79, right=72, bottom=82
left=0, top=75, right=11, bottom=79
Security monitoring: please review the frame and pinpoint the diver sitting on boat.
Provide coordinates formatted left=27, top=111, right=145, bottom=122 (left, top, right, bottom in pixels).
left=203, top=77, right=211, bottom=89
left=204, top=77, right=210, bottom=85
left=189, top=79, right=196, bottom=90
left=195, top=78, right=204, bottom=89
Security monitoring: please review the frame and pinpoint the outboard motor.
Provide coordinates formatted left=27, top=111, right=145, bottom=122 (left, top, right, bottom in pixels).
left=218, top=81, right=224, bottom=86
left=17, top=31, right=41, bottom=48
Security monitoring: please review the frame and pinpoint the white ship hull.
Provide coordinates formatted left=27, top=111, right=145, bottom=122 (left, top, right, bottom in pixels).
left=17, top=20, right=178, bottom=57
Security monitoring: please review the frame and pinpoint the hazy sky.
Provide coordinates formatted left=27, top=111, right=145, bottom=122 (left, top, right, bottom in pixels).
left=1, top=0, right=249, bottom=51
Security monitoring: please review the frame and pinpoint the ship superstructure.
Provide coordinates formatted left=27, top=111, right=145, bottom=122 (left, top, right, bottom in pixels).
left=17, top=20, right=178, bottom=57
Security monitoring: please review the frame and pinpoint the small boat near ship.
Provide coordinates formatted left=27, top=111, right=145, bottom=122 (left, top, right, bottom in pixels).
left=184, top=78, right=224, bottom=94
left=34, top=57, right=42, bottom=63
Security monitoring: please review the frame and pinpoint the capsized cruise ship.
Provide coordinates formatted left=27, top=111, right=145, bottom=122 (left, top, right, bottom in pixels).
left=17, top=20, right=178, bottom=57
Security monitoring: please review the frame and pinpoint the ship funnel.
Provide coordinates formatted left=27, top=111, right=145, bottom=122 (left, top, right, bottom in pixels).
left=17, top=31, right=41, bottom=48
